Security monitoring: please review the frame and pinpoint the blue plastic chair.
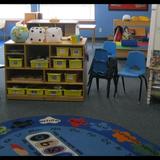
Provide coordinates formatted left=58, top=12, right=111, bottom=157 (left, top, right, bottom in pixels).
left=88, top=48, right=118, bottom=97
left=116, top=51, right=147, bottom=102
left=103, top=41, right=116, bottom=57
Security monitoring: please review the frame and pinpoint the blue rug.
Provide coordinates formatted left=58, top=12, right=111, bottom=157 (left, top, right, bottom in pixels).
left=0, top=115, right=160, bottom=156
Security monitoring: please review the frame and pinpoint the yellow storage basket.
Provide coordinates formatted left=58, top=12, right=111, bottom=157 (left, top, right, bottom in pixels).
left=47, top=73, right=61, bottom=82
left=64, top=73, right=77, bottom=83
left=30, top=59, right=48, bottom=69
left=64, top=89, right=82, bottom=96
left=8, top=58, right=23, bottom=68
left=53, top=59, right=66, bottom=69
left=69, top=60, right=82, bottom=69
left=26, top=88, right=44, bottom=96
left=70, top=48, right=82, bottom=57
left=7, top=87, right=25, bottom=95
left=56, top=47, right=69, bottom=57
left=45, top=89, right=62, bottom=96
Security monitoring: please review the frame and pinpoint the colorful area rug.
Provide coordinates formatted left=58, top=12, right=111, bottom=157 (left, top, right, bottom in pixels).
left=0, top=115, right=160, bottom=156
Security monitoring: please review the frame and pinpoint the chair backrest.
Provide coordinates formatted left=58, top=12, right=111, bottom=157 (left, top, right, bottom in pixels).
left=103, top=41, right=116, bottom=57
left=91, top=48, right=109, bottom=76
left=126, top=51, right=146, bottom=71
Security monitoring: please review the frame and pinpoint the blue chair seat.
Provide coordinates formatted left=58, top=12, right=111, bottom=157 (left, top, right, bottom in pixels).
left=118, top=68, right=145, bottom=78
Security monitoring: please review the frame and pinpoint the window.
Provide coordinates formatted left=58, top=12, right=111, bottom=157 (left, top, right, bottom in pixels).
left=40, top=4, right=95, bottom=20
left=0, top=4, right=31, bottom=19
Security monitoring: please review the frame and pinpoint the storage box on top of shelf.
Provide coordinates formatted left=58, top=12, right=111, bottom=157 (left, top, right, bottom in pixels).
left=64, top=73, right=77, bottom=83
left=47, top=73, right=61, bottom=82
left=30, top=59, right=48, bottom=69
left=8, top=58, right=23, bottom=68
left=45, top=89, right=62, bottom=96
left=53, top=59, right=66, bottom=69
left=70, top=48, right=82, bottom=57
left=7, top=87, right=25, bottom=95
left=64, top=89, right=82, bottom=96
left=69, top=59, right=82, bottom=69
left=56, top=47, right=69, bottom=57
left=26, top=88, right=44, bottom=96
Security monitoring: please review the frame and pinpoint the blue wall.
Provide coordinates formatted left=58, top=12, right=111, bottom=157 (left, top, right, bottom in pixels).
left=2, top=4, right=152, bottom=40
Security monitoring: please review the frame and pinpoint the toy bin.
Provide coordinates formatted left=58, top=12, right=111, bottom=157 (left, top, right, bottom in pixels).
left=47, top=73, right=61, bottom=82
left=63, top=89, right=82, bottom=96
left=7, top=87, right=25, bottom=95
left=69, top=60, right=82, bottom=69
left=53, top=59, right=66, bottom=69
left=64, top=73, right=77, bottom=83
left=56, top=47, right=69, bottom=57
left=45, top=89, right=62, bottom=96
left=26, top=88, right=44, bottom=96
left=70, top=48, right=82, bottom=57
left=8, top=58, right=23, bottom=68
left=30, top=59, right=48, bottom=69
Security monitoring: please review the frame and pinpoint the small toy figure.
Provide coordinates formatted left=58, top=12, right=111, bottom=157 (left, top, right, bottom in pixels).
left=114, top=25, right=123, bottom=42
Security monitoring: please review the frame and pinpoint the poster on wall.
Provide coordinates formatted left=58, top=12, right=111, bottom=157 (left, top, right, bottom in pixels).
left=108, top=4, right=148, bottom=11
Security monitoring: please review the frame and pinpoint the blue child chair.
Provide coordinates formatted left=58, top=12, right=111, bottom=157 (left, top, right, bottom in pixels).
left=87, top=48, right=118, bottom=98
left=116, top=51, right=147, bottom=102
left=103, top=41, right=116, bottom=57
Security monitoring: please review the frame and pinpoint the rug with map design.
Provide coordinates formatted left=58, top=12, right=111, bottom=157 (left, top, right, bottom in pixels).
left=0, top=115, right=160, bottom=156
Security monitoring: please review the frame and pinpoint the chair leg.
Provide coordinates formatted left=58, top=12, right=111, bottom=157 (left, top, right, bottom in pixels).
left=138, top=77, right=143, bottom=102
left=142, top=75, right=148, bottom=90
left=121, top=76, right=126, bottom=93
left=87, top=76, right=93, bottom=96
left=87, top=74, right=92, bottom=86
left=113, top=76, right=119, bottom=98
left=107, top=79, right=111, bottom=98
left=96, top=78, right=99, bottom=91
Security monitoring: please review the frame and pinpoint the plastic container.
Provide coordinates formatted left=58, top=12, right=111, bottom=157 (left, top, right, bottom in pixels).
left=64, top=73, right=77, bottom=82
left=45, top=89, right=62, bottom=96
left=7, top=87, right=25, bottom=95
left=69, top=60, right=82, bottom=69
left=30, top=59, right=48, bottom=69
left=47, top=73, right=61, bottom=82
left=63, top=89, right=82, bottom=96
left=56, top=47, right=69, bottom=57
left=8, top=58, right=23, bottom=68
left=70, top=48, right=82, bottom=57
left=53, top=59, right=66, bottom=69
left=26, top=88, right=44, bottom=96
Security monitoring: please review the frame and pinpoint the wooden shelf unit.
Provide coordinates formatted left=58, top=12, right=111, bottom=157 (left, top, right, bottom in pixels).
left=4, top=38, right=87, bottom=101
left=147, top=54, right=160, bottom=104
left=113, top=19, right=150, bottom=27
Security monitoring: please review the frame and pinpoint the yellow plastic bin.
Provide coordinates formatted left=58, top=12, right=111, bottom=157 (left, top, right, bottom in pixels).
left=70, top=48, right=82, bottom=57
left=45, top=89, right=62, bottom=96
left=64, top=89, right=82, bottom=96
left=26, top=88, right=44, bottom=96
left=64, top=73, right=77, bottom=83
left=47, top=73, right=61, bottom=82
left=8, top=58, right=23, bottom=68
left=69, top=60, right=82, bottom=69
left=30, top=59, right=48, bottom=68
left=7, top=87, right=25, bottom=95
left=56, top=47, right=69, bottom=57
left=53, top=59, right=66, bottom=69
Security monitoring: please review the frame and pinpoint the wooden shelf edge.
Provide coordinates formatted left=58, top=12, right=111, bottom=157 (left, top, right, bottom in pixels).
left=5, top=67, right=83, bottom=71
left=7, top=95, right=84, bottom=101
left=6, top=80, right=83, bottom=85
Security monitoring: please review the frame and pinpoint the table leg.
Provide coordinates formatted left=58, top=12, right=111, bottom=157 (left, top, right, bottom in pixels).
left=92, top=28, right=96, bottom=48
